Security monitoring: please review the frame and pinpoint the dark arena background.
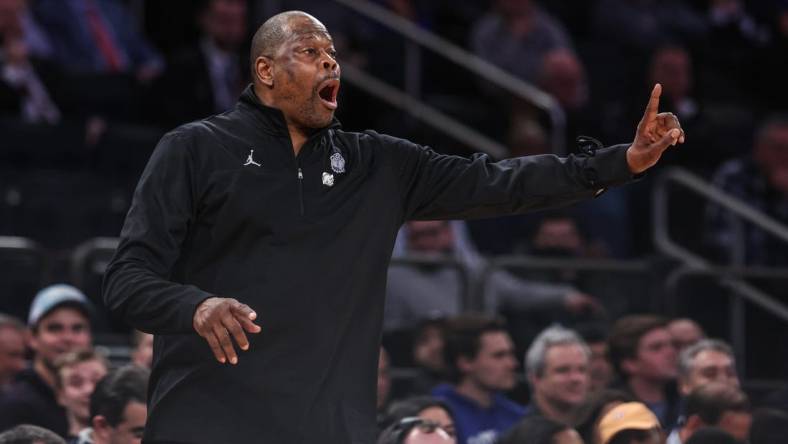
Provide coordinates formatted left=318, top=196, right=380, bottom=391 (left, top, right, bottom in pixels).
left=0, top=0, right=787, bottom=443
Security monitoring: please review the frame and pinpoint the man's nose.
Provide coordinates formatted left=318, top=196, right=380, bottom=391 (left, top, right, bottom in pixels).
left=322, top=54, right=338, bottom=72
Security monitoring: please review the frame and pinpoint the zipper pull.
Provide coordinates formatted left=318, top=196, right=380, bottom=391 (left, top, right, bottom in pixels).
left=298, top=168, right=303, bottom=180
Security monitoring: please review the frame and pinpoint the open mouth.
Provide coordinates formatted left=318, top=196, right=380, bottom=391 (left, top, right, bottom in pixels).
left=318, top=79, right=340, bottom=110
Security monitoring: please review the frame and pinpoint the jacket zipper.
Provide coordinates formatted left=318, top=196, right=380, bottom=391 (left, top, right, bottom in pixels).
left=297, top=166, right=304, bottom=216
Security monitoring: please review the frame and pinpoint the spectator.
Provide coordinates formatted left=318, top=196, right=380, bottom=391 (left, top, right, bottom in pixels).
left=666, top=383, right=751, bottom=444
left=648, top=47, right=698, bottom=123
left=589, top=0, right=706, bottom=105
left=576, top=322, right=615, bottom=394
left=385, top=220, right=600, bottom=332
left=381, top=396, right=456, bottom=440
left=389, top=319, right=449, bottom=399
left=575, top=389, right=634, bottom=444
left=0, top=284, right=93, bottom=437
left=537, top=48, right=607, bottom=159
left=470, top=0, right=573, bottom=85
left=32, top=0, right=163, bottom=78
left=696, top=0, right=769, bottom=104
left=683, top=427, right=737, bottom=444
left=0, top=0, right=52, bottom=59
left=30, top=0, right=164, bottom=121
left=498, top=415, right=583, bottom=444
left=0, top=0, right=61, bottom=123
left=608, top=315, right=680, bottom=428
left=667, top=319, right=705, bottom=353
left=0, top=314, right=27, bottom=392
left=377, top=416, right=455, bottom=444
left=155, top=0, right=249, bottom=126
left=53, top=349, right=108, bottom=439
left=676, top=339, right=738, bottom=397
left=73, top=365, right=149, bottom=444
left=538, top=48, right=588, bottom=113
left=0, top=424, right=66, bottom=444
left=597, top=402, right=663, bottom=444
left=705, top=116, right=788, bottom=266
left=749, top=408, right=788, bottom=444
left=431, top=315, right=523, bottom=444
left=522, top=325, right=591, bottom=426
left=129, top=331, right=152, bottom=370
left=413, top=319, right=447, bottom=383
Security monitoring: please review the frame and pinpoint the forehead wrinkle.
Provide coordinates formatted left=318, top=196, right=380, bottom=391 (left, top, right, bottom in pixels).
left=290, top=30, right=333, bottom=45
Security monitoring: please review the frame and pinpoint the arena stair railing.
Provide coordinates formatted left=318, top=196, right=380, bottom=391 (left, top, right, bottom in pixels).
left=653, top=166, right=788, bottom=381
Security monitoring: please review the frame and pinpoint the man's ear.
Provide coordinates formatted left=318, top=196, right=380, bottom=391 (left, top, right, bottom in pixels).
left=457, top=355, right=475, bottom=376
left=678, top=377, right=691, bottom=397
left=93, top=415, right=112, bottom=438
left=527, top=371, right=539, bottom=389
left=55, top=387, right=65, bottom=407
left=255, top=56, right=274, bottom=87
left=621, top=357, right=639, bottom=376
left=685, top=414, right=704, bottom=433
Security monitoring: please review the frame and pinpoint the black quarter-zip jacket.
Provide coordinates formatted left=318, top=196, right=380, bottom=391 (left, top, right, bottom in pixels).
left=103, top=86, right=634, bottom=444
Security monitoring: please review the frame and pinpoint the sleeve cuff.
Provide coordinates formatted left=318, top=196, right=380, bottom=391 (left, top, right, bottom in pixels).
left=584, top=144, right=641, bottom=193
left=176, top=286, right=215, bottom=334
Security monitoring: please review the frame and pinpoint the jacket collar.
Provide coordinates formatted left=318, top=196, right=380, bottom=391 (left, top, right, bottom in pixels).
left=237, top=84, right=341, bottom=139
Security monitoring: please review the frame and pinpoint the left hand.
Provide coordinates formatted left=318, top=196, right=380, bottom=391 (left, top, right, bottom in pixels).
left=626, top=83, right=686, bottom=174
left=563, top=292, right=605, bottom=315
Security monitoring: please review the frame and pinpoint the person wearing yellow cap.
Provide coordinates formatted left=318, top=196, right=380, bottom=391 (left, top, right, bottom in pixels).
left=596, top=402, right=663, bottom=444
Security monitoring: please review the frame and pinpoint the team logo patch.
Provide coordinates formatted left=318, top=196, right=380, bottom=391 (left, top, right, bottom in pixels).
left=330, top=152, right=345, bottom=173
left=322, top=172, right=335, bottom=187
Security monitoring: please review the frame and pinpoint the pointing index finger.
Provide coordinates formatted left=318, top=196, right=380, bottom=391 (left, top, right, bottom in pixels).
left=641, top=83, right=662, bottom=126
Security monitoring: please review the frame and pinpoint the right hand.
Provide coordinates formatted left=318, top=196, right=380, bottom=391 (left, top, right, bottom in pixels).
left=193, top=297, right=261, bottom=364
left=563, top=292, right=604, bottom=315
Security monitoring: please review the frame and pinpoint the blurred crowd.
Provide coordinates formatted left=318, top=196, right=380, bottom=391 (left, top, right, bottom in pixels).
left=0, top=284, right=786, bottom=443
left=1, top=0, right=788, bottom=443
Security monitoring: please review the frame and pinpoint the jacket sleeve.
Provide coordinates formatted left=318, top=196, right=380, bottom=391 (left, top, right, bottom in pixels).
left=381, top=133, right=635, bottom=221
left=102, top=131, right=213, bottom=335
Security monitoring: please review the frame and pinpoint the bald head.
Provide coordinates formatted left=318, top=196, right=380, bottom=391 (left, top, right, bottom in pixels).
left=250, top=11, right=329, bottom=71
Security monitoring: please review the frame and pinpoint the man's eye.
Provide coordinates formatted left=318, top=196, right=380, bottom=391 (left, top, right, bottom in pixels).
left=303, top=48, right=316, bottom=55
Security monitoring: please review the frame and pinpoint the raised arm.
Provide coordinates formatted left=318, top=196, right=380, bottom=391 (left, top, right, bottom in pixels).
left=393, top=84, right=683, bottom=221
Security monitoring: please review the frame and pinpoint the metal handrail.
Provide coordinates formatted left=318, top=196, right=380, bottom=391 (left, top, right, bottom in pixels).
left=0, top=236, right=41, bottom=250
left=654, top=168, right=788, bottom=261
left=480, top=255, right=654, bottom=312
left=664, top=266, right=788, bottom=322
left=490, top=255, right=650, bottom=272
left=70, top=237, right=120, bottom=289
left=653, top=167, right=788, bottom=378
left=332, top=0, right=567, bottom=155
left=341, top=64, right=509, bottom=158
left=653, top=168, right=788, bottom=313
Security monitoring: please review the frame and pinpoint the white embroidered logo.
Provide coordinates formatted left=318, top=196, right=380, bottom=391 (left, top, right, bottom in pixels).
left=244, top=149, right=261, bottom=167
left=330, top=152, right=345, bottom=173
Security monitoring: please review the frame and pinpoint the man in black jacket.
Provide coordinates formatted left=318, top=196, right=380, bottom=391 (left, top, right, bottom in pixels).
left=102, top=10, right=685, bottom=444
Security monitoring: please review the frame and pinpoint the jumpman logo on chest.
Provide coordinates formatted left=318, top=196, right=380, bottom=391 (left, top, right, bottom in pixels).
left=244, top=149, right=261, bottom=167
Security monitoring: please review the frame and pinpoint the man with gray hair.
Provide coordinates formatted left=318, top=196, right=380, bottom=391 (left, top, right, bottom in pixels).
left=0, top=424, right=66, bottom=444
left=677, top=339, right=738, bottom=397
left=522, top=325, right=591, bottom=425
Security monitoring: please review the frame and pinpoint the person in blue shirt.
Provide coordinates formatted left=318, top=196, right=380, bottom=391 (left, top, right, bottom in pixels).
left=431, top=315, right=524, bottom=444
